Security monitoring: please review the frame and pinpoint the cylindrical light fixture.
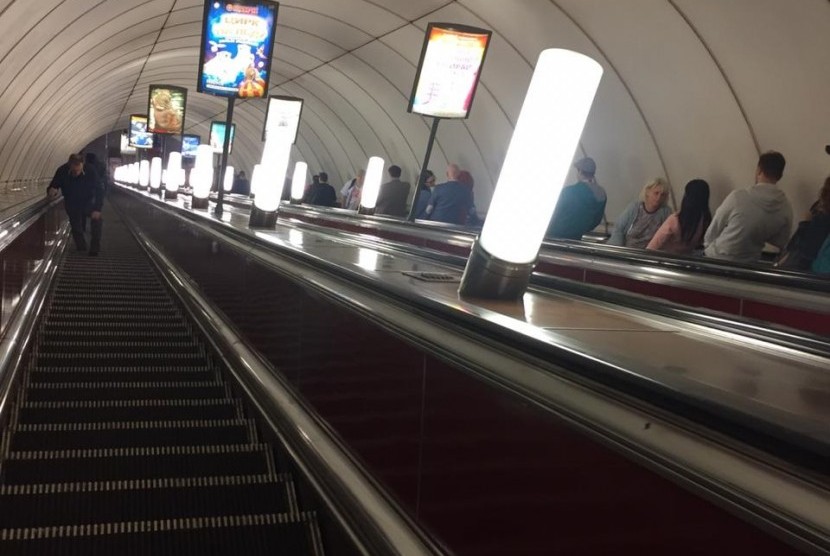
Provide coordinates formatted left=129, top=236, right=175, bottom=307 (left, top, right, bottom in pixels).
left=138, top=160, right=150, bottom=190
left=191, top=144, right=214, bottom=209
left=150, top=157, right=162, bottom=191
left=290, top=161, right=307, bottom=204
left=459, top=49, right=603, bottom=300
left=165, top=152, right=182, bottom=199
left=250, top=133, right=292, bottom=228
left=358, top=156, right=385, bottom=215
left=223, top=165, right=235, bottom=193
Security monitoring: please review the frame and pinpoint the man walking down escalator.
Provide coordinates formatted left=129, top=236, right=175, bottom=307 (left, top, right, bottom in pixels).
left=47, top=153, right=105, bottom=256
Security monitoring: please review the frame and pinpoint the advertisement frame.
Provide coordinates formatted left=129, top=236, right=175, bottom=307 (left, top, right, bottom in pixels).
left=181, top=134, right=202, bottom=158
left=262, top=94, right=304, bottom=143
left=147, top=84, right=188, bottom=135
left=210, top=121, right=236, bottom=154
left=196, top=0, right=280, bottom=99
left=128, top=114, right=153, bottom=149
left=407, top=22, right=492, bottom=120
left=120, top=131, right=137, bottom=154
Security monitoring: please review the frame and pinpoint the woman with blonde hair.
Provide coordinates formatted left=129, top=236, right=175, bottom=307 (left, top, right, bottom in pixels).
left=608, top=178, right=672, bottom=248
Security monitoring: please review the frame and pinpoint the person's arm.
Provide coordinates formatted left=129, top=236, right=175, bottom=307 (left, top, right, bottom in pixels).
left=47, top=166, right=63, bottom=197
left=608, top=202, right=636, bottom=246
left=704, top=193, right=735, bottom=247
left=647, top=214, right=675, bottom=251
left=771, top=204, right=794, bottom=249
left=91, top=169, right=105, bottom=214
left=424, top=188, right=438, bottom=218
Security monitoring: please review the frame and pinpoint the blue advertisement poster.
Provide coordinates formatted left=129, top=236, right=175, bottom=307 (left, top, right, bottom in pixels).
left=210, top=122, right=236, bottom=154
left=129, top=115, right=153, bottom=149
left=197, top=1, right=279, bottom=98
left=181, top=134, right=201, bottom=158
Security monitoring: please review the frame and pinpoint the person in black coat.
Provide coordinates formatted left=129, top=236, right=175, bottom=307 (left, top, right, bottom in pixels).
left=48, top=153, right=105, bottom=255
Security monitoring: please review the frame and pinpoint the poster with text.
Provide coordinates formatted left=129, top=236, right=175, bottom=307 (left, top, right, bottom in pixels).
left=182, top=134, right=201, bottom=158
left=210, top=121, right=236, bottom=154
left=148, top=85, right=187, bottom=135
left=408, top=23, right=492, bottom=119
left=197, top=0, right=279, bottom=98
left=263, top=95, right=303, bottom=142
left=129, top=115, right=153, bottom=149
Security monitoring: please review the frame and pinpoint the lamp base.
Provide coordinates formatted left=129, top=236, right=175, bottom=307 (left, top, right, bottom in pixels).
left=137, top=185, right=149, bottom=192
left=164, top=190, right=178, bottom=200
left=290, top=198, right=302, bottom=205
left=192, top=197, right=209, bottom=210
left=249, top=206, right=278, bottom=228
left=357, top=206, right=375, bottom=216
left=458, top=239, right=536, bottom=301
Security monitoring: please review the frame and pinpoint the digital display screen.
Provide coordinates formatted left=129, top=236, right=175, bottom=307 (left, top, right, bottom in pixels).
left=408, top=23, right=492, bottom=119
left=210, top=121, right=236, bottom=154
left=129, top=115, right=153, bottom=149
left=148, top=85, right=187, bottom=135
left=182, top=134, right=201, bottom=158
left=263, top=95, right=303, bottom=143
left=197, top=0, right=279, bottom=98
left=120, top=132, right=136, bottom=154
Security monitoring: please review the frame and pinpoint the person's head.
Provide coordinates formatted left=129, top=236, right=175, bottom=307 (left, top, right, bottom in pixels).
left=678, top=179, right=712, bottom=243
left=756, top=151, right=786, bottom=183
left=640, top=178, right=670, bottom=212
left=238, top=171, right=246, bottom=178
left=68, top=153, right=84, bottom=176
left=388, top=165, right=401, bottom=179
left=355, top=168, right=366, bottom=186
left=446, top=163, right=460, bottom=181
left=319, top=172, right=328, bottom=183
left=312, top=174, right=320, bottom=185
left=457, top=170, right=474, bottom=189
left=424, top=170, right=435, bottom=189
left=574, top=157, right=596, bottom=181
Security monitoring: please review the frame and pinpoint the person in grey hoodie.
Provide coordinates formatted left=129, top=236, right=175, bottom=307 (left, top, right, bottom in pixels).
left=704, top=151, right=792, bottom=264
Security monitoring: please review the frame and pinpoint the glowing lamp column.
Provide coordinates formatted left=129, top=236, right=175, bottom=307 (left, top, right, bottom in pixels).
left=223, top=165, right=235, bottom=193
left=165, top=152, right=182, bottom=199
left=150, top=157, right=162, bottom=196
left=459, top=49, right=603, bottom=300
left=138, top=160, right=151, bottom=191
left=191, top=144, right=214, bottom=209
left=290, top=161, right=307, bottom=205
left=357, top=157, right=385, bottom=216
left=250, top=133, right=291, bottom=228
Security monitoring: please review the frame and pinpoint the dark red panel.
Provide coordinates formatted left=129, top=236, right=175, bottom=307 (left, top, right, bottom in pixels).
left=742, top=301, right=830, bottom=336
left=537, top=261, right=585, bottom=282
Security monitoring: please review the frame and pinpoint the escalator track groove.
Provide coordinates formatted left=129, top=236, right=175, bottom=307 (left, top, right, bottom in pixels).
left=0, top=207, right=326, bottom=555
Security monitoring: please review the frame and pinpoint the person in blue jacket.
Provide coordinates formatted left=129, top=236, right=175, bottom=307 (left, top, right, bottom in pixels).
left=547, top=157, right=607, bottom=240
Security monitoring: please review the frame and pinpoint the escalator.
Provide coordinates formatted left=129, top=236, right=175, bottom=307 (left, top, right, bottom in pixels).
left=0, top=206, right=326, bottom=554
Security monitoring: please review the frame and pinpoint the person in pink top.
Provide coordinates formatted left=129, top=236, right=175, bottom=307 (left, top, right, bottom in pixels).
left=647, top=179, right=712, bottom=255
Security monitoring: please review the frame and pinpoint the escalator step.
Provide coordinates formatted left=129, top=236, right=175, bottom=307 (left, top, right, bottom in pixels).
left=10, top=419, right=253, bottom=450
left=37, top=341, right=201, bottom=354
left=30, top=368, right=219, bottom=384
left=39, top=330, right=193, bottom=342
left=25, top=382, right=227, bottom=402
left=0, top=513, right=318, bottom=556
left=46, top=313, right=182, bottom=323
left=34, top=354, right=209, bottom=367
left=18, top=399, right=239, bottom=424
left=42, top=321, right=188, bottom=332
left=0, top=475, right=293, bottom=528
left=3, top=444, right=275, bottom=485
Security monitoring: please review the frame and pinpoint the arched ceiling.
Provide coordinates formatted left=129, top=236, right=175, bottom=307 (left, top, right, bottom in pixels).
left=0, top=0, right=828, bottom=219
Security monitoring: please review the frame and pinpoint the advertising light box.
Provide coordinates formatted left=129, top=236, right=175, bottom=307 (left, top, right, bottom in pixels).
left=129, top=115, right=153, bottom=149
left=408, top=23, right=492, bottom=119
left=210, top=121, right=236, bottom=154
left=182, top=134, right=201, bottom=158
left=197, top=0, right=279, bottom=98
left=148, top=85, right=187, bottom=135
left=263, top=95, right=303, bottom=143
left=120, top=132, right=136, bottom=154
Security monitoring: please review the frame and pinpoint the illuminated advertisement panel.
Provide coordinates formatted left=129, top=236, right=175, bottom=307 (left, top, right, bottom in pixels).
left=407, top=23, right=492, bottom=119
left=182, top=134, right=201, bottom=158
left=129, top=115, right=153, bottom=149
left=197, top=0, right=279, bottom=98
left=148, top=85, right=187, bottom=135
left=120, top=132, right=136, bottom=154
left=210, top=121, right=236, bottom=154
left=262, top=95, right=303, bottom=142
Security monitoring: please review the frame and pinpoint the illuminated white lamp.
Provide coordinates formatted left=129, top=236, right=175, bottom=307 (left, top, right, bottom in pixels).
left=191, top=144, right=214, bottom=209
left=250, top=131, right=292, bottom=228
left=165, top=152, right=182, bottom=199
left=358, top=156, right=385, bottom=215
left=459, top=49, right=603, bottom=300
left=138, top=160, right=150, bottom=190
left=290, top=161, right=307, bottom=204
left=150, top=157, right=162, bottom=192
left=223, top=165, right=234, bottom=193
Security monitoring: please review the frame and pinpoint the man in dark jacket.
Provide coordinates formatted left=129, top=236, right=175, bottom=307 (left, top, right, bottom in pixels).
left=48, top=153, right=105, bottom=255
left=303, top=171, right=337, bottom=207
left=375, top=165, right=411, bottom=217
left=424, top=163, right=472, bottom=225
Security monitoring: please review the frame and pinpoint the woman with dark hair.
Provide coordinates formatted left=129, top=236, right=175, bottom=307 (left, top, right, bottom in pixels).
left=775, top=176, right=830, bottom=271
left=647, top=179, right=712, bottom=254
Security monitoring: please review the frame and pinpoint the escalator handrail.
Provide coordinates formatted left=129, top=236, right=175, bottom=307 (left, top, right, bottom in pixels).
left=128, top=224, right=445, bottom=556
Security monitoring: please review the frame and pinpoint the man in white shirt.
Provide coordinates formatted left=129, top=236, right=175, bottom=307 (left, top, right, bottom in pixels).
left=704, top=151, right=792, bottom=264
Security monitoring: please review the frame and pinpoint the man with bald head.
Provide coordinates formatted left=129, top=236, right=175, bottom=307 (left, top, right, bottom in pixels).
left=424, top=163, right=473, bottom=225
